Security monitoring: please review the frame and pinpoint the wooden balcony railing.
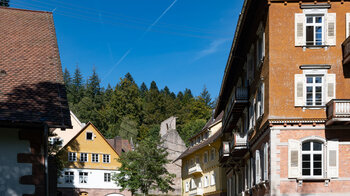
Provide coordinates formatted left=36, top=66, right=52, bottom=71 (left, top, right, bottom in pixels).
left=326, top=99, right=350, bottom=125
left=189, top=187, right=203, bottom=196
left=229, top=132, right=248, bottom=151
left=223, top=87, right=249, bottom=132
left=188, top=163, right=202, bottom=175
left=219, top=141, right=230, bottom=163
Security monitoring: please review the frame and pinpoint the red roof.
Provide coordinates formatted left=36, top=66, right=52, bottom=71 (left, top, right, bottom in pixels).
left=0, top=7, right=71, bottom=128
left=107, top=136, right=132, bottom=155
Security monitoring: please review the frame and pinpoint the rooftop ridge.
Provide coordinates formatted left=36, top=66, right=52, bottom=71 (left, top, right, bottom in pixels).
left=0, top=6, right=52, bottom=14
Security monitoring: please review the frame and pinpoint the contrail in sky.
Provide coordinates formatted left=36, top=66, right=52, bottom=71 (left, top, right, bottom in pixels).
left=102, top=0, right=178, bottom=81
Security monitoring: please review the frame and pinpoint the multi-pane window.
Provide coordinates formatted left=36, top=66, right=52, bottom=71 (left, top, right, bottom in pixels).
left=306, top=15, right=324, bottom=46
left=92, top=153, right=99, bottom=163
left=68, top=152, right=77, bottom=162
left=104, top=173, right=111, bottom=182
left=79, top=172, right=88, bottom=184
left=64, top=171, right=74, bottom=184
left=103, top=154, right=110, bottom=163
left=302, top=141, right=323, bottom=177
left=306, top=75, right=323, bottom=106
left=210, top=149, right=215, bottom=161
left=80, top=153, right=88, bottom=162
left=204, top=152, right=208, bottom=163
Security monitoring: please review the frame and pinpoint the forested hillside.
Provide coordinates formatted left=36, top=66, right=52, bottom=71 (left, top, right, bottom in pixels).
left=63, top=67, right=215, bottom=145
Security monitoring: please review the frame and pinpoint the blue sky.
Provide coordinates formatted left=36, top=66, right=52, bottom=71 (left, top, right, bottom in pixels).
left=11, top=0, right=244, bottom=98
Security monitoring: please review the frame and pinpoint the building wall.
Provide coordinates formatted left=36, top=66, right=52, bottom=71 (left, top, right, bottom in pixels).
left=268, top=1, right=350, bottom=119
left=58, top=187, right=131, bottom=196
left=52, top=111, right=84, bottom=148
left=0, top=128, right=35, bottom=195
left=57, top=168, right=121, bottom=189
left=273, top=125, right=350, bottom=195
left=182, top=139, right=226, bottom=196
left=61, top=123, right=121, bottom=170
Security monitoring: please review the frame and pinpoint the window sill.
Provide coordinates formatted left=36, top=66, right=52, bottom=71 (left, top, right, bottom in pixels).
left=302, top=106, right=326, bottom=110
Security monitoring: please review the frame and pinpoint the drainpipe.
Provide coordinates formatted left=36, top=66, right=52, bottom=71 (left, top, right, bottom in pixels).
left=44, top=124, right=49, bottom=196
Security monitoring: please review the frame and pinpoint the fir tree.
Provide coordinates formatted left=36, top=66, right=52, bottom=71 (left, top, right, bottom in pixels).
left=200, top=85, right=213, bottom=108
left=71, top=66, right=84, bottom=104
left=0, top=0, right=9, bottom=7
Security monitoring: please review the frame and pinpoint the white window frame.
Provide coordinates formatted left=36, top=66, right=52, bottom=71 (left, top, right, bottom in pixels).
left=210, top=172, right=216, bottom=186
left=79, top=172, right=88, bottom=184
left=104, top=173, right=111, bottom=182
left=80, top=153, right=88, bottom=162
left=204, top=175, right=209, bottom=187
left=305, top=14, right=325, bottom=46
left=68, top=152, right=77, bottom=162
left=64, top=171, right=74, bottom=184
left=185, top=181, right=189, bottom=192
left=295, top=69, right=335, bottom=107
left=301, top=140, right=324, bottom=178
left=305, top=75, right=324, bottom=106
left=92, top=153, right=99, bottom=163
left=103, top=154, right=111, bottom=163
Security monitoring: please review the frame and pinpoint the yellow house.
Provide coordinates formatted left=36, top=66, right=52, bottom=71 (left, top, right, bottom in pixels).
left=57, top=122, right=131, bottom=196
left=176, top=112, right=226, bottom=196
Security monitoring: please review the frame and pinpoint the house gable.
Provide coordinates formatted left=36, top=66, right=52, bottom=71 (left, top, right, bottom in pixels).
left=60, top=122, right=121, bottom=170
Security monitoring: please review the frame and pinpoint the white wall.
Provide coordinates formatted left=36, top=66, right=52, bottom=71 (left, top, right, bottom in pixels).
left=0, top=128, right=34, bottom=195
left=58, top=168, right=122, bottom=189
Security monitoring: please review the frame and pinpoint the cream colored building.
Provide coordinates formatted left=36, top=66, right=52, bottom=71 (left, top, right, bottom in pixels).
left=176, top=112, right=226, bottom=196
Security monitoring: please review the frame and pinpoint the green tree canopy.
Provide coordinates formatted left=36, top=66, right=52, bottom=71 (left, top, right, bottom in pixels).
left=114, top=136, right=175, bottom=195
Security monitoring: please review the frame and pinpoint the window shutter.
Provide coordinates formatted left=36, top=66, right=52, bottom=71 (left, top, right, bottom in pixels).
left=295, top=13, right=306, bottom=46
left=264, top=143, right=269, bottom=181
left=288, top=139, right=301, bottom=178
left=255, top=150, right=261, bottom=184
left=261, top=83, right=265, bottom=116
left=247, top=159, right=251, bottom=188
left=251, top=157, right=255, bottom=186
left=295, top=74, right=305, bottom=106
left=346, top=13, right=350, bottom=38
left=326, top=13, right=336, bottom=46
left=327, top=141, right=339, bottom=178
left=262, top=32, right=265, bottom=58
left=326, top=74, right=336, bottom=104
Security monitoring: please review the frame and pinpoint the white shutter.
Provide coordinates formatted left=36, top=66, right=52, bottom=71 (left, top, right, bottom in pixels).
left=264, top=143, right=269, bottom=181
left=288, top=139, right=301, bottom=178
left=326, top=74, right=336, bottom=104
left=261, top=83, right=265, bottom=116
left=251, top=157, right=254, bottom=186
left=247, top=159, right=251, bottom=188
left=346, top=13, right=350, bottom=38
left=255, top=150, right=261, bottom=184
left=326, top=13, right=336, bottom=46
left=295, top=74, right=305, bottom=106
left=262, top=32, right=265, bottom=58
left=327, top=141, right=339, bottom=178
left=295, top=13, right=306, bottom=46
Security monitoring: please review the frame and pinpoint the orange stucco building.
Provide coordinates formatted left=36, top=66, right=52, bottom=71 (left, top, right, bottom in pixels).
left=215, top=0, right=350, bottom=195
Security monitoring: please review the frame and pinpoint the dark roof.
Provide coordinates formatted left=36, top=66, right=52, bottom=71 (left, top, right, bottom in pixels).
left=189, top=111, right=223, bottom=141
left=0, top=7, right=71, bottom=128
left=107, top=137, right=132, bottom=155
left=175, top=127, right=223, bottom=162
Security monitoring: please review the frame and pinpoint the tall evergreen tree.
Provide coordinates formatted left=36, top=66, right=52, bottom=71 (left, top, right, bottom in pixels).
left=199, top=85, right=213, bottom=108
left=140, top=82, right=148, bottom=97
left=71, top=66, right=84, bottom=104
left=86, top=67, right=101, bottom=99
left=150, top=81, right=159, bottom=92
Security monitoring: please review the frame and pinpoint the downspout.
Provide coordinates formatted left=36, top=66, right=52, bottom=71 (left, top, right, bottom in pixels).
left=44, top=124, right=49, bottom=196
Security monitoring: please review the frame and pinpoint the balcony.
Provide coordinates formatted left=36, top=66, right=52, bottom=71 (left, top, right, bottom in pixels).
left=219, top=141, right=230, bottom=163
left=189, top=188, right=203, bottom=196
left=223, top=87, right=249, bottom=133
left=188, top=163, right=202, bottom=175
left=342, top=36, right=350, bottom=67
left=326, top=99, right=350, bottom=125
left=229, top=132, right=248, bottom=159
